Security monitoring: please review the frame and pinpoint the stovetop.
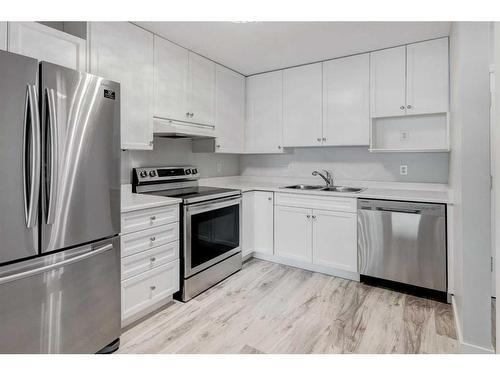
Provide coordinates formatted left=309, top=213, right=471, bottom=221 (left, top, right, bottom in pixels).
left=143, top=186, right=240, bottom=204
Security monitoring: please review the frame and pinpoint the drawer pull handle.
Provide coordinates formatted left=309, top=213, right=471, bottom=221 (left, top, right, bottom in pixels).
left=150, top=257, right=156, bottom=262
left=150, top=286, right=156, bottom=291
left=150, top=216, right=156, bottom=221
left=150, top=236, right=156, bottom=242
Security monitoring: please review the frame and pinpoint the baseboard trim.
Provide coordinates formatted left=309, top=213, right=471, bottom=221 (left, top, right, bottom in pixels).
left=451, top=295, right=495, bottom=354
left=251, top=252, right=359, bottom=282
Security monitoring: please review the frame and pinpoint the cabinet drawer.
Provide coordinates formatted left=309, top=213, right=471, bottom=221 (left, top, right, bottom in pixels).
left=122, top=241, right=179, bottom=281
left=121, top=223, right=179, bottom=258
left=275, top=193, right=357, bottom=213
left=121, top=205, right=179, bottom=234
left=122, top=260, right=180, bottom=321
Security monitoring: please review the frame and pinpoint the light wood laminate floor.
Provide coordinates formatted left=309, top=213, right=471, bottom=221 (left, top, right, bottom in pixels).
left=118, top=259, right=458, bottom=354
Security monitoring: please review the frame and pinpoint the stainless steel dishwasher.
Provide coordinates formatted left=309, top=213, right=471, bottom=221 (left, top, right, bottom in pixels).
left=357, top=199, right=447, bottom=299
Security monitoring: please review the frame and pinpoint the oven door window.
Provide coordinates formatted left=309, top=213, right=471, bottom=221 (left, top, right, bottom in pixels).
left=190, top=204, right=240, bottom=269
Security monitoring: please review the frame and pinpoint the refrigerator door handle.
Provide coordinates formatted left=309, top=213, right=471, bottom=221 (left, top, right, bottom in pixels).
left=22, top=84, right=41, bottom=229
left=0, top=243, right=114, bottom=286
left=45, top=88, right=58, bottom=225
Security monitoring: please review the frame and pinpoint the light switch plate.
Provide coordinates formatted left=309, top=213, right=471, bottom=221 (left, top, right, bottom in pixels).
left=400, top=165, right=408, bottom=175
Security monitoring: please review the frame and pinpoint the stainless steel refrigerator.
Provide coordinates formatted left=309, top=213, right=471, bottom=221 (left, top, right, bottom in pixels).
left=0, top=50, right=121, bottom=353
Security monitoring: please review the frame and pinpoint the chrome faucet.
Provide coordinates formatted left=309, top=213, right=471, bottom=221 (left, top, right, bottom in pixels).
left=312, top=170, right=334, bottom=187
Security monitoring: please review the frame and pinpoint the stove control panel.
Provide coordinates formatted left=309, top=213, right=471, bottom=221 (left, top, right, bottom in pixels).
left=133, top=166, right=200, bottom=185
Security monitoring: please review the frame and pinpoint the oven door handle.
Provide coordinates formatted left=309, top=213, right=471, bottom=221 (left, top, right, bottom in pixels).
left=186, top=196, right=241, bottom=215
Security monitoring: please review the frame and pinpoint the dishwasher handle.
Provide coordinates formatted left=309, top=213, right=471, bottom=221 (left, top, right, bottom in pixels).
left=375, top=207, right=421, bottom=215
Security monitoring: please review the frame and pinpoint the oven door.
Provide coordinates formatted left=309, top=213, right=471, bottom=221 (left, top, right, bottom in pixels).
left=184, top=196, right=241, bottom=278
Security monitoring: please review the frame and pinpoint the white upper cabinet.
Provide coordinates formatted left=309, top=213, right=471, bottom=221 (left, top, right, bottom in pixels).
left=8, top=22, right=86, bottom=71
left=154, top=36, right=189, bottom=123
left=274, top=205, right=312, bottom=263
left=406, top=38, right=449, bottom=115
left=323, top=53, right=370, bottom=146
left=245, top=71, right=285, bottom=154
left=370, top=46, right=406, bottom=118
left=0, top=22, right=7, bottom=50
left=312, top=209, right=357, bottom=272
left=89, top=22, right=154, bottom=150
left=283, top=63, right=323, bottom=147
left=213, top=65, right=245, bottom=153
left=154, top=39, right=215, bottom=127
left=188, top=52, right=215, bottom=125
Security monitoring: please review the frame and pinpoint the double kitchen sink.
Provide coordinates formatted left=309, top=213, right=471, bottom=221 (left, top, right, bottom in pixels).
left=282, top=185, right=365, bottom=193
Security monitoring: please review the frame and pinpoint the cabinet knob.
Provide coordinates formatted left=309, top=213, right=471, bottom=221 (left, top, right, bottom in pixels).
left=150, top=286, right=156, bottom=291
left=186, top=112, right=190, bottom=117
left=150, top=257, right=156, bottom=262
left=268, top=197, right=272, bottom=201
left=322, top=138, right=326, bottom=142
left=150, top=236, right=156, bottom=242
left=307, top=215, right=311, bottom=219
left=407, top=104, right=412, bottom=109
left=150, top=216, right=156, bottom=221
left=190, top=112, right=194, bottom=118
left=400, top=106, right=405, bottom=110
left=216, top=144, right=221, bottom=148
left=312, top=215, right=317, bottom=220
left=317, top=138, right=321, bottom=142
left=278, top=145, right=282, bottom=149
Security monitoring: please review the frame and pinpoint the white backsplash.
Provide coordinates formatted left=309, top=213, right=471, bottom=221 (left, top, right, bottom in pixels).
left=240, top=146, right=449, bottom=183
left=120, top=137, right=240, bottom=183
left=121, top=141, right=449, bottom=185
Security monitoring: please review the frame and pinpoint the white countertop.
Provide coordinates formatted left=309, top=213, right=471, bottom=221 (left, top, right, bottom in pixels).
left=199, top=176, right=452, bottom=204
left=121, top=185, right=181, bottom=213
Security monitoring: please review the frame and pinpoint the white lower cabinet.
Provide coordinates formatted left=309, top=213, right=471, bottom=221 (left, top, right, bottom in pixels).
left=273, top=193, right=358, bottom=278
left=242, top=191, right=274, bottom=256
left=121, top=261, right=180, bottom=323
left=120, top=203, right=180, bottom=327
left=312, top=209, right=357, bottom=272
left=274, top=205, right=312, bottom=263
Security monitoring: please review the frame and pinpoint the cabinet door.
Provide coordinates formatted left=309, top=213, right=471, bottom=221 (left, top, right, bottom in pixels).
left=323, top=54, right=370, bottom=145
left=0, top=22, right=7, bottom=50
left=245, top=71, right=284, bottom=153
left=283, top=63, right=323, bottom=147
left=274, top=205, right=312, bottom=263
left=214, top=65, right=245, bottom=153
left=188, top=52, right=215, bottom=126
left=8, top=22, right=86, bottom=71
left=154, top=36, right=189, bottom=123
left=406, top=38, right=449, bottom=115
left=253, top=192, right=274, bottom=255
left=370, top=46, right=406, bottom=118
left=89, top=22, right=154, bottom=150
left=242, top=192, right=255, bottom=257
left=312, top=209, right=357, bottom=272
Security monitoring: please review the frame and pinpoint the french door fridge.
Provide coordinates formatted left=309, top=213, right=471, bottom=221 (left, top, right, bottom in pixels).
left=0, top=50, right=121, bottom=353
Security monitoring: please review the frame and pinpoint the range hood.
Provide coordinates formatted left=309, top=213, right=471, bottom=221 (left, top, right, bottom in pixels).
left=153, top=117, right=216, bottom=139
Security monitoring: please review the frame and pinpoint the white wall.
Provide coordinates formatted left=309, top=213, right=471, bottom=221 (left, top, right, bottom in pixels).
left=449, top=21, right=493, bottom=353
left=241, top=147, right=449, bottom=183
left=120, top=137, right=240, bottom=184
left=494, top=22, right=500, bottom=354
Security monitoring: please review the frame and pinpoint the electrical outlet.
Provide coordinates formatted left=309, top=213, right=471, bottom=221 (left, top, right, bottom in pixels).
left=216, top=161, right=222, bottom=173
left=400, top=130, right=409, bottom=141
left=400, top=165, right=408, bottom=175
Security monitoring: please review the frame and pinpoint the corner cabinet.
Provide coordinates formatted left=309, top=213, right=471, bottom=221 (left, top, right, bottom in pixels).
left=245, top=71, right=285, bottom=154
left=241, top=191, right=274, bottom=256
left=8, top=22, right=86, bottom=71
left=89, top=22, right=154, bottom=150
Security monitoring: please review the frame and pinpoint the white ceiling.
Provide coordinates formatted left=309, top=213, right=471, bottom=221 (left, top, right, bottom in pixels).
left=136, top=22, right=451, bottom=76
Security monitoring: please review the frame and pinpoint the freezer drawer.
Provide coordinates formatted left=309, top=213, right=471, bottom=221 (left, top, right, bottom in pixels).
left=0, top=237, right=120, bottom=354
left=358, top=199, right=446, bottom=292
